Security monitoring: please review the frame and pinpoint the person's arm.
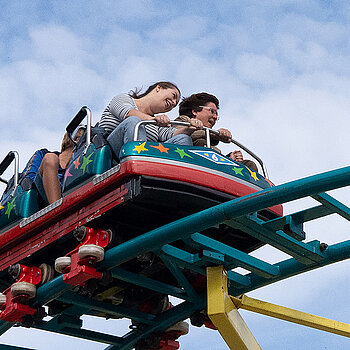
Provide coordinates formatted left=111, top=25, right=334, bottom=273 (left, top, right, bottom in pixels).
left=174, top=118, right=203, bottom=136
left=173, top=115, right=203, bottom=136
left=212, top=128, right=232, bottom=143
left=227, top=150, right=243, bottom=162
left=126, top=110, right=171, bottom=127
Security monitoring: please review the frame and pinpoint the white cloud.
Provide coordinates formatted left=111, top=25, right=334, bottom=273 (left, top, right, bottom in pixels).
left=235, top=53, right=287, bottom=87
left=1, top=2, right=350, bottom=349
left=148, top=15, right=208, bottom=42
left=29, top=25, right=86, bottom=63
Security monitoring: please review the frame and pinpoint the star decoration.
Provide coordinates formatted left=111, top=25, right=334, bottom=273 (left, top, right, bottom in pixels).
left=73, top=158, right=81, bottom=169
left=150, top=143, right=169, bottom=153
left=175, top=148, right=192, bottom=159
left=247, top=168, right=259, bottom=181
left=80, top=153, right=93, bottom=174
left=5, top=197, right=16, bottom=219
left=265, top=178, right=275, bottom=187
left=233, top=167, right=244, bottom=176
left=0, top=203, right=3, bottom=211
left=64, top=168, right=73, bottom=183
left=133, top=142, right=149, bottom=154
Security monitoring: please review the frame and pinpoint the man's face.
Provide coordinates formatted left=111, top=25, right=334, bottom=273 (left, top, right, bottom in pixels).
left=192, top=102, right=218, bottom=128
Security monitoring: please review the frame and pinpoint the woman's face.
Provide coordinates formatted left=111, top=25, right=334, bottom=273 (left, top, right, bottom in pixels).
left=153, top=86, right=180, bottom=113
left=192, top=102, right=218, bottom=128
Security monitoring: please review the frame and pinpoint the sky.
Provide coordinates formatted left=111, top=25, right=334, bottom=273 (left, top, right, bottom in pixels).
left=0, top=0, right=350, bottom=349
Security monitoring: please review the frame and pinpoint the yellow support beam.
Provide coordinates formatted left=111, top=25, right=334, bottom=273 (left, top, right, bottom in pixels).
left=231, top=294, right=350, bottom=338
left=207, top=266, right=261, bottom=350
left=207, top=265, right=350, bottom=349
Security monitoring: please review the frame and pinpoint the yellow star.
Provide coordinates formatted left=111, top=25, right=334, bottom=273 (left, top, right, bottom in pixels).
left=133, top=142, right=149, bottom=154
left=247, top=167, right=259, bottom=181
left=150, top=143, right=169, bottom=153
left=204, top=153, right=209, bottom=157
left=0, top=203, right=3, bottom=210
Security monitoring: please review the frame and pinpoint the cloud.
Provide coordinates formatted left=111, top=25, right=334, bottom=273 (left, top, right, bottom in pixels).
left=235, top=53, right=287, bottom=87
left=1, top=2, right=350, bottom=349
left=148, top=15, right=208, bottom=43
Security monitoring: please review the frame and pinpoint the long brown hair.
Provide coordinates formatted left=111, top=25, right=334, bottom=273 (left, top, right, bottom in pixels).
left=129, top=81, right=181, bottom=99
left=61, top=127, right=85, bottom=152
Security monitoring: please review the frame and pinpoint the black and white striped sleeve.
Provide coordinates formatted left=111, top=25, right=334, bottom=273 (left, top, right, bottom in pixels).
left=158, top=126, right=176, bottom=142
left=99, top=94, right=137, bottom=134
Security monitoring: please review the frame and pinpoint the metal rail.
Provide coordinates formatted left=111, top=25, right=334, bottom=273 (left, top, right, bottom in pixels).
left=134, top=120, right=268, bottom=177
left=66, top=106, right=91, bottom=155
left=0, top=151, right=19, bottom=196
left=0, top=166, right=349, bottom=349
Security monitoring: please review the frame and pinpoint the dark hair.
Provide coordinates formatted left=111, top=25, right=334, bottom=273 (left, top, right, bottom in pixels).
left=129, top=81, right=181, bottom=99
left=179, top=92, right=219, bottom=118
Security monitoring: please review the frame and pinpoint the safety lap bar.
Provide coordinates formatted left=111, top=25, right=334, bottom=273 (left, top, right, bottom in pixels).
left=134, top=120, right=268, bottom=178
left=66, top=106, right=92, bottom=155
left=0, top=151, right=19, bottom=193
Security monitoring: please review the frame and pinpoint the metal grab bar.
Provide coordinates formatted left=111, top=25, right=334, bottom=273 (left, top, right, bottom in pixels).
left=0, top=151, right=19, bottom=195
left=66, top=106, right=92, bottom=155
left=206, top=128, right=268, bottom=178
left=133, top=120, right=268, bottom=178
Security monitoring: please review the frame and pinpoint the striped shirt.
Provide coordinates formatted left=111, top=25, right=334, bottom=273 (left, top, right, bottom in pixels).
left=99, top=94, right=176, bottom=142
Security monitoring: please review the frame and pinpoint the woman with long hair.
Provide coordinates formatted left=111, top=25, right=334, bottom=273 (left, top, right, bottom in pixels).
left=99, top=81, right=203, bottom=159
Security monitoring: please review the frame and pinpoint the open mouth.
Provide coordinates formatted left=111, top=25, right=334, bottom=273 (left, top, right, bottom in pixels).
left=208, top=119, right=215, bottom=127
left=165, top=99, right=174, bottom=110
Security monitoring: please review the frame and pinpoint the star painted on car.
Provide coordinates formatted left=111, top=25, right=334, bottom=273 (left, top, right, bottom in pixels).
left=247, top=167, right=259, bottom=181
left=80, top=153, right=93, bottom=174
left=233, top=167, right=244, bottom=176
left=133, top=142, right=149, bottom=154
left=150, top=143, right=169, bottom=153
left=73, top=158, right=81, bottom=169
left=175, top=148, right=192, bottom=159
left=5, top=198, right=16, bottom=219
left=64, top=168, right=73, bottom=183
left=265, top=178, right=274, bottom=187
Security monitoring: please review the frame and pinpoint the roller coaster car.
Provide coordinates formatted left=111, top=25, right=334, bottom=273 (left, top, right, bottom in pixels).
left=0, top=107, right=282, bottom=329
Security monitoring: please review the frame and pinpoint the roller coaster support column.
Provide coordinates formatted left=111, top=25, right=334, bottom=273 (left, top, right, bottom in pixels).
left=207, top=266, right=350, bottom=350
left=207, top=266, right=261, bottom=350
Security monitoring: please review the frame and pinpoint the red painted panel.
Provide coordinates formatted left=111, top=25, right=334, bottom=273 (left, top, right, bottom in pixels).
left=0, top=158, right=282, bottom=271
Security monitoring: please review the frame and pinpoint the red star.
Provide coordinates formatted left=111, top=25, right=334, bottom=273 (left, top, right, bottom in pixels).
left=73, top=158, right=81, bottom=169
left=150, top=143, right=169, bottom=153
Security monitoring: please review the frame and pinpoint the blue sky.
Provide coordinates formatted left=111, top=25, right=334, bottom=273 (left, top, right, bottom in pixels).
left=1, top=1, right=350, bottom=349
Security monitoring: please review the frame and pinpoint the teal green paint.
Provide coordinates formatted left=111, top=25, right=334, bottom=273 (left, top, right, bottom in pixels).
left=120, top=142, right=271, bottom=189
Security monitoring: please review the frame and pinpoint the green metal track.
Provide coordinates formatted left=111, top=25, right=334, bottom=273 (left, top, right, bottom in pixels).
left=0, top=166, right=349, bottom=349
